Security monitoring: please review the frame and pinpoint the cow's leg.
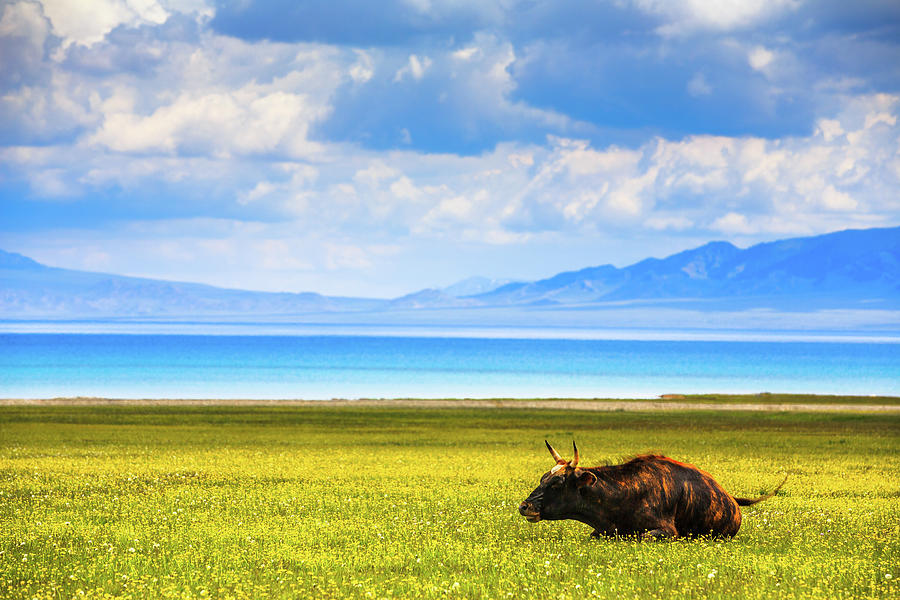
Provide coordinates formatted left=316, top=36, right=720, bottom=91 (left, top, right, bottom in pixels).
left=590, top=529, right=611, bottom=538
left=641, top=521, right=677, bottom=540
left=589, top=523, right=622, bottom=539
left=642, top=529, right=673, bottom=540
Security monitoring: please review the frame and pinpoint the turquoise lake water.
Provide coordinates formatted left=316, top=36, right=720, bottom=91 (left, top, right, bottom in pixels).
left=1, top=333, right=898, bottom=399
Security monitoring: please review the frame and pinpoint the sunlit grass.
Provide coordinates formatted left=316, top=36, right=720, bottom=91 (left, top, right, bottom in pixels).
left=1, top=406, right=897, bottom=598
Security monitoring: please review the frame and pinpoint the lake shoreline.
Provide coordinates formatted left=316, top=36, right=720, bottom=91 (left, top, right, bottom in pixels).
left=6, top=335, right=898, bottom=400
left=3, top=396, right=899, bottom=412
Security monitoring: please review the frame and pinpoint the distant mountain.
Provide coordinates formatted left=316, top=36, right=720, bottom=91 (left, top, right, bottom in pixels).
left=473, top=227, right=900, bottom=307
left=386, top=288, right=480, bottom=310
left=387, top=277, right=518, bottom=309
left=0, top=250, right=380, bottom=317
left=1, top=226, right=898, bottom=319
left=0, top=250, right=44, bottom=270
left=441, top=276, right=518, bottom=297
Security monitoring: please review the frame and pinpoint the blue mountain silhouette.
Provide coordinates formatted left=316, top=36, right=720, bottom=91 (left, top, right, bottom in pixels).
left=2, top=226, right=897, bottom=318
left=473, top=227, right=899, bottom=306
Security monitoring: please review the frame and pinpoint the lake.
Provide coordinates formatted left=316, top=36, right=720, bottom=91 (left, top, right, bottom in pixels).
left=1, top=333, right=898, bottom=399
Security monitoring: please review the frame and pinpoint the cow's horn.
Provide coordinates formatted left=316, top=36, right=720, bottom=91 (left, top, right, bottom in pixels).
left=545, top=440, right=564, bottom=464
left=571, top=441, right=580, bottom=468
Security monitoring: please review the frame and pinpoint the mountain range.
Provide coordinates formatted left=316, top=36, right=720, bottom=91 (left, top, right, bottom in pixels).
left=471, top=226, right=899, bottom=307
left=1, top=226, right=898, bottom=319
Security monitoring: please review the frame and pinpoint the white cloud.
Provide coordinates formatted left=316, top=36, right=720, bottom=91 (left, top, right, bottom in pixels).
left=89, top=89, right=321, bottom=157
left=748, top=46, right=774, bottom=72
left=390, top=176, right=421, bottom=201
left=80, top=250, right=114, bottom=270
left=39, top=0, right=171, bottom=48
left=9, top=90, right=898, bottom=249
left=420, top=192, right=479, bottom=233
left=258, top=239, right=311, bottom=271
left=645, top=215, right=693, bottom=231
left=635, top=0, right=800, bottom=36
left=561, top=141, right=642, bottom=176
left=87, top=72, right=332, bottom=158
left=394, top=54, right=432, bottom=82
left=816, top=119, right=844, bottom=142
left=354, top=162, right=401, bottom=186
left=507, top=152, right=533, bottom=168
left=864, top=112, right=897, bottom=130
left=655, top=135, right=736, bottom=169
left=687, top=72, right=712, bottom=97
left=437, top=195, right=474, bottom=219
left=3, top=1, right=899, bottom=296
left=821, top=185, right=858, bottom=212
left=238, top=181, right=278, bottom=205
left=349, top=50, right=374, bottom=83
left=0, top=1, right=49, bottom=69
left=452, top=46, right=479, bottom=61
left=607, top=167, right=656, bottom=217
left=436, top=34, right=588, bottom=137
left=711, top=212, right=754, bottom=234
left=236, top=164, right=317, bottom=210
left=30, top=167, right=76, bottom=197
left=325, top=243, right=372, bottom=270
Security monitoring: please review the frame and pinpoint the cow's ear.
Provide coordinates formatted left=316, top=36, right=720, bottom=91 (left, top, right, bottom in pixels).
left=574, top=468, right=597, bottom=487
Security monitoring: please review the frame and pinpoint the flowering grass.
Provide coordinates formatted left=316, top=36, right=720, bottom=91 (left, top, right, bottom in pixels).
left=0, top=405, right=897, bottom=599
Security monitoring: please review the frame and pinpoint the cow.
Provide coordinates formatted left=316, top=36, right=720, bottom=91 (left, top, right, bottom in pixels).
left=518, top=441, right=786, bottom=539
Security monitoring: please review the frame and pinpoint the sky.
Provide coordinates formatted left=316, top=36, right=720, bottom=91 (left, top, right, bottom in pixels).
left=1, top=0, right=899, bottom=298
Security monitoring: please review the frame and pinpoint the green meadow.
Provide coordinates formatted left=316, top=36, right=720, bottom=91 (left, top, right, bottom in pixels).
left=1, top=405, right=897, bottom=599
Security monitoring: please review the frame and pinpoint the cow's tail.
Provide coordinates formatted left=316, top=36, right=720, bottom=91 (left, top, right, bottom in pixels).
left=733, top=475, right=788, bottom=506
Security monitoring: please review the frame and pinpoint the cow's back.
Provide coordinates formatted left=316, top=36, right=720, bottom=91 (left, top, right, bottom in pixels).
left=662, top=458, right=742, bottom=537
left=629, top=456, right=742, bottom=538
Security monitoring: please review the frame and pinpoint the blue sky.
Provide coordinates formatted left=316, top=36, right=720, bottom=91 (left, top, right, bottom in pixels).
left=1, top=0, right=899, bottom=297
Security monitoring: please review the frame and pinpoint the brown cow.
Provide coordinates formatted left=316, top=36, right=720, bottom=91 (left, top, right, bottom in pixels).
left=519, top=441, right=786, bottom=539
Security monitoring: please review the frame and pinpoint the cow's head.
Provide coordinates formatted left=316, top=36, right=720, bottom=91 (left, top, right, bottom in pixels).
left=518, top=441, right=598, bottom=522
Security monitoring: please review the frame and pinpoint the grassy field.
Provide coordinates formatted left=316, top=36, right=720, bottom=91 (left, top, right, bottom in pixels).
left=8, top=393, right=899, bottom=406
left=651, top=393, right=900, bottom=405
left=0, top=405, right=897, bottom=599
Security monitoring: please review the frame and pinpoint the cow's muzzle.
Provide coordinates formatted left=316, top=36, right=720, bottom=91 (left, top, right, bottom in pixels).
left=519, top=501, right=541, bottom=522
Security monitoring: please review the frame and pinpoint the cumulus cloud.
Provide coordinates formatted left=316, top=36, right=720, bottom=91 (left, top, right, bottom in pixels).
left=6, top=89, right=898, bottom=239
left=645, top=215, right=693, bottom=231
left=21, top=0, right=882, bottom=156
left=634, top=0, right=800, bottom=36
left=503, top=93, right=898, bottom=237
left=0, top=1, right=50, bottom=87
left=2, top=0, right=899, bottom=295
left=349, top=50, right=374, bottom=84
left=748, top=46, right=775, bottom=72
left=393, top=54, right=432, bottom=82
left=88, top=87, right=329, bottom=158
left=38, top=0, right=210, bottom=48
left=711, top=212, right=754, bottom=235
left=317, top=32, right=591, bottom=153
